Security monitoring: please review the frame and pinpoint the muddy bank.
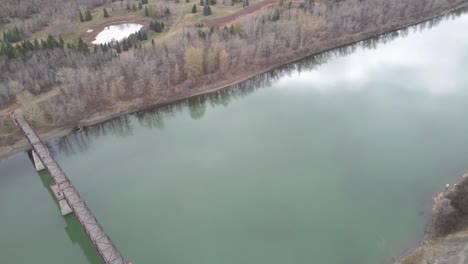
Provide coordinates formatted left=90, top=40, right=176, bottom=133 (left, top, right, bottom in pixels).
left=1, top=2, right=468, bottom=160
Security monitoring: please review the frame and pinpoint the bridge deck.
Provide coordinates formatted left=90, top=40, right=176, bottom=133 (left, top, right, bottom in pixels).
left=13, top=111, right=131, bottom=264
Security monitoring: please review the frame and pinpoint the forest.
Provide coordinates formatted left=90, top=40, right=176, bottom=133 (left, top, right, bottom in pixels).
left=0, top=0, right=467, bottom=152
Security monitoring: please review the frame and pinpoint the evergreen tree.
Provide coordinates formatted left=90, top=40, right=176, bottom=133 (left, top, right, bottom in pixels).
left=78, top=38, right=90, bottom=53
left=123, top=39, right=129, bottom=51
left=270, top=8, right=280, bottom=21
left=151, top=39, right=155, bottom=46
left=34, top=39, right=40, bottom=50
left=132, top=4, right=137, bottom=12
left=115, top=41, right=122, bottom=53
left=77, top=38, right=86, bottom=53
left=103, top=8, right=109, bottom=18
left=138, top=1, right=143, bottom=9
left=79, top=10, right=85, bottom=22
left=144, top=6, right=149, bottom=16
left=40, top=39, right=47, bottom=50
left=155, top=22, right=159, bottom=32
left=164, top=7, right=171, bottom=17
left=200, top=0, right=204, bottom=6
left=186, top=0, right=190, bottom=3
left=85, top=10, right=93, bottom=21
left=150, top=20, right=165, bottom=33
left=210, top=0, right=216, bottom=5
left=192, top=4, right=197, bottom=13
left=243, top=0, right=249, bottom=7
left=46, top=34, right=58, bottom=49
left=4, top=42, right=16, bottom=59
left=3, top=27, right=23, bottom=43
left=203, top=5, right=211, bottom=16
left=59, top=36, right=64, bottom=48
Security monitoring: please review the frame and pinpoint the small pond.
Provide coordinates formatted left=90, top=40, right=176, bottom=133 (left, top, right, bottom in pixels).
left=91, top=23, right=143, bottom=45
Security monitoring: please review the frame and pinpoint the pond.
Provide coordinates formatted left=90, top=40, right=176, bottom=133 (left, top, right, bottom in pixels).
left=91, top=23, right=143, bottom=45
left=1, top=11, right=468, bottom=264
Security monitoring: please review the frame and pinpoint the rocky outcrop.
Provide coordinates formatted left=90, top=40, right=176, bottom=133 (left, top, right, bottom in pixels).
left=398, top=175, right=468, bottom=264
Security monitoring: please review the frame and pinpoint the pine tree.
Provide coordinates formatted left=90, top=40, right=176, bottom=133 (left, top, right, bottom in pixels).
left=192, top=4, right=197, bottom=13
left=151, top=39, right=155, bottom=46
left=103, top=8, right=109, bottom=18
left=3, top=27, right=23, bottom=43
left=200, top=0, right=204, bottom=6
left=203, top=5, right=211, bottom=16
left=34, top=39, right=40, bottom=50
left=154, top=22, right=160, bottom=32
left=40, top=39, right=47, bottom=50
left=156, top=22, right=162, bottom=32
left=115, top=41, right=122, bottom=53
left=270, top=8, right=280, bottom=21
left=79, top=10, right=85, bottom=22
left=145, top=6, right=149, bottom=16
left=46, top=34, right=58, bottom=49
left=123, top=40, right=129, bottom=51
left=59, top=35, right=64, bottom=48
left=132, top=4, right=137, bottom=12
left=164, top=7, right=171, bottom=17
left=77, top=38, right=85, bottom=52
left=85, top=10, right=93, bottom=21
left=230, top=24, right=235, bottom=34
left=138, top=1, right=143, bottom=9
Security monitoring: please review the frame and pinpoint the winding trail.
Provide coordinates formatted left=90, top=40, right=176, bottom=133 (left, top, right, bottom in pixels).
left=203, top=0, right=277, bottom=27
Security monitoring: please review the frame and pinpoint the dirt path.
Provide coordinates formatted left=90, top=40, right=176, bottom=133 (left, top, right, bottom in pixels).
left=0, top=89, right=59, bottom=117
left=203, top=0, right=277, bottom=27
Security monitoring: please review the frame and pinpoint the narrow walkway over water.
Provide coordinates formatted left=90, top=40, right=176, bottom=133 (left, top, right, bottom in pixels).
left=12, top=111, right=132, bottom=264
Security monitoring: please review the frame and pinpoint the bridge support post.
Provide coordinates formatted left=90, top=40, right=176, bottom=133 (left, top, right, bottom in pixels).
left=32, top=150, right=45, bottom=171
left=50, top=184, right=73, bottom=215
left=58, top=199, right=73, bottom=215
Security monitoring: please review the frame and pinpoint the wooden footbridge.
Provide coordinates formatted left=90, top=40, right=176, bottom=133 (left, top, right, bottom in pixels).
left=12, top=111, right=133, bottom=264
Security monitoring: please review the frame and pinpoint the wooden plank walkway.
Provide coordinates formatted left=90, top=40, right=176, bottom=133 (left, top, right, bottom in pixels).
left=12, top=111, right=133, bottom=264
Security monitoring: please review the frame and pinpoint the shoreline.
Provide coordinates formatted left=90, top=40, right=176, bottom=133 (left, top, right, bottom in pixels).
left=397, top=176, right=468, bottom=264
left=1, top=2, right=468, bottom=161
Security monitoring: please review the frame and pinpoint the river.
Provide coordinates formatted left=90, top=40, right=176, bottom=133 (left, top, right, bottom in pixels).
left=1, top=11, right=468, bottom=264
